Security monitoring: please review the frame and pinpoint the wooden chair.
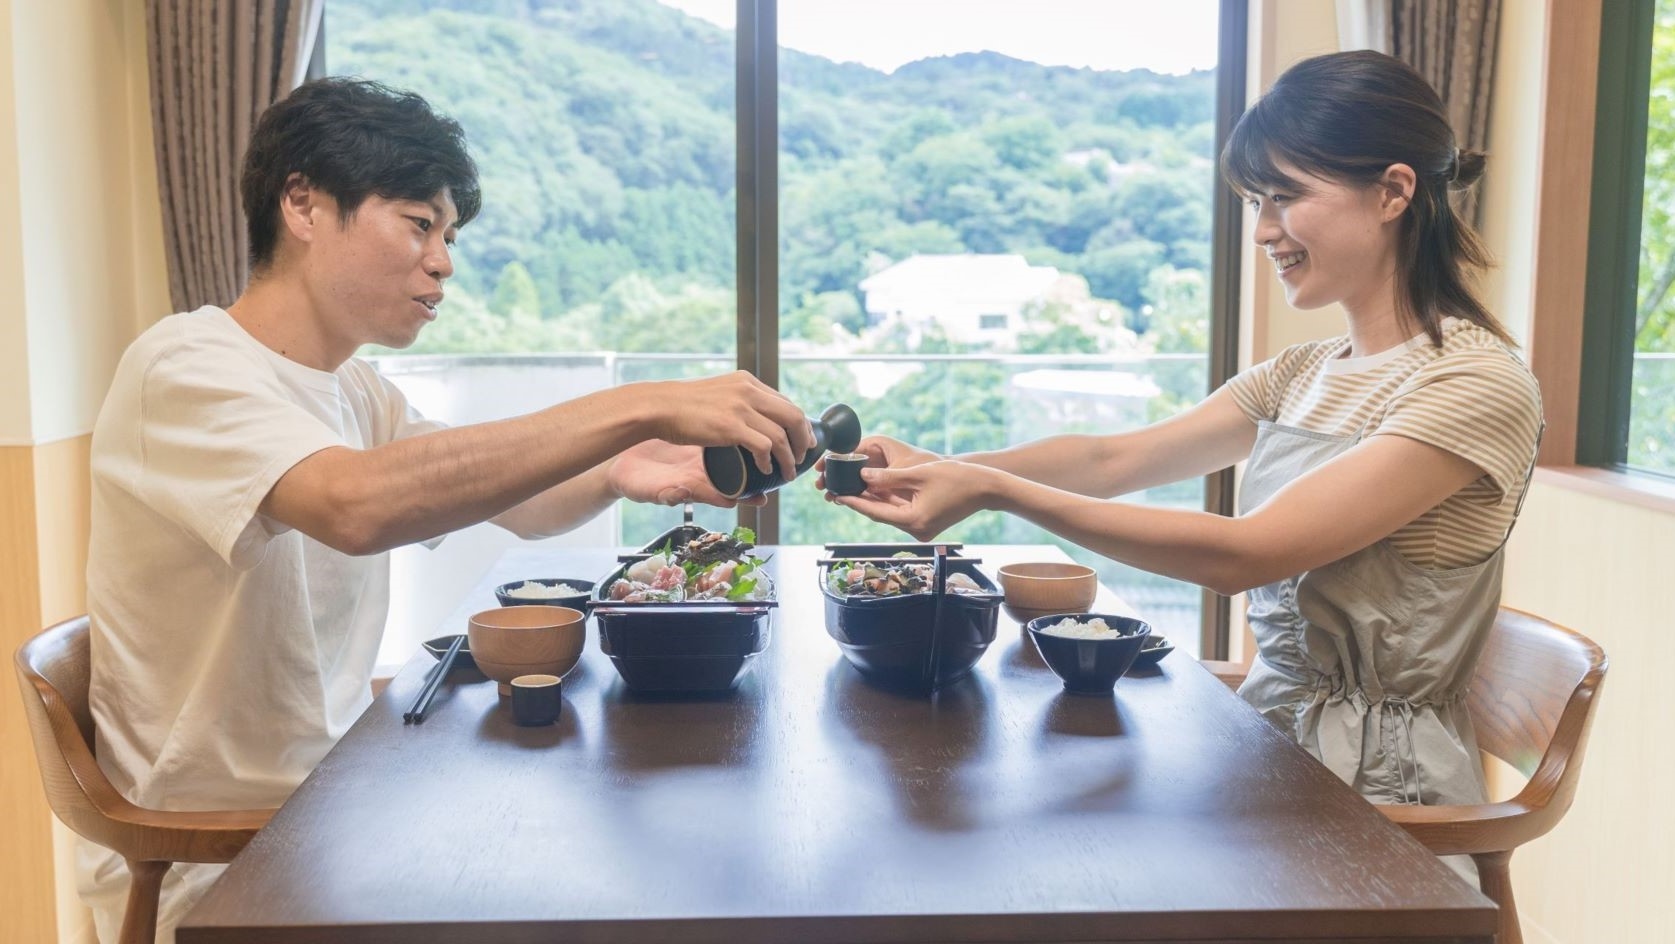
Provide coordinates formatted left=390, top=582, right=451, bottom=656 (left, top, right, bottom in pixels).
left=1204, top=607, right=1608, bottom=944
left=14, top=616, right=276, bottom=944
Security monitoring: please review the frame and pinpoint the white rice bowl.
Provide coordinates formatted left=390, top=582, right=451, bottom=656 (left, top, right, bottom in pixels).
left=504, top=580, right=584, bottom=600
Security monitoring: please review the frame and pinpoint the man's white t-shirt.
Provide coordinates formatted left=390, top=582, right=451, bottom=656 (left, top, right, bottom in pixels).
left=78, top=306, right=445, bottom=942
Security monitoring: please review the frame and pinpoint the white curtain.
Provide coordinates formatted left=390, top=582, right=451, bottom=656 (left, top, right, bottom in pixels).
left=1336, top=0, right=1393, bottom=52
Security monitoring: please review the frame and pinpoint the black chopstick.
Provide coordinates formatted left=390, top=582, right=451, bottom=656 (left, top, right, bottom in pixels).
left=404, top=635, right=463, bottom=724
left=923, top=545, right=950, bottom=691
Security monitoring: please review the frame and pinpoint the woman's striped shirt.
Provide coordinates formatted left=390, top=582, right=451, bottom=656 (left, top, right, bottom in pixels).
left=1224, top=317, right=1544, bottom=569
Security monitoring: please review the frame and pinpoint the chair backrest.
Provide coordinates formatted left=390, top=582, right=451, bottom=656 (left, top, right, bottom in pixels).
left=1467, top=607, right=1608, bottom=801
left=16, top=615, right=276, bottom=876
left=13, top=616, right=124, bottom=850
left=18, top=615, right=95, bottom=745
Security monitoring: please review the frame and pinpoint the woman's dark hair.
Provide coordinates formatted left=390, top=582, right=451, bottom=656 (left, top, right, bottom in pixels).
left=240, top=77, right=481, bottom=271
left=1220, top=50, right=1511, bottom=346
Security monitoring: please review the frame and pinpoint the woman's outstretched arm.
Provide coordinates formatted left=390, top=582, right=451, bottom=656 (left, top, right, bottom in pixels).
left=836, top=386, right=1259, bottom=499
left=833, top=432, right=1483, bottom=596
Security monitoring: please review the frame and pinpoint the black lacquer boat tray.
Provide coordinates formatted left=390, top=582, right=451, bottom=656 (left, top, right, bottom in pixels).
left=586, top=522, right=776, bottom=693
left=818, top=543, right=1004, bottom=693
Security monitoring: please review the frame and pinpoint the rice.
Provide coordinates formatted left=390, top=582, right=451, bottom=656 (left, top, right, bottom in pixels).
left=1040, top=617, right=1126, bottom=640
left=504, top=581, right=583, bottom=599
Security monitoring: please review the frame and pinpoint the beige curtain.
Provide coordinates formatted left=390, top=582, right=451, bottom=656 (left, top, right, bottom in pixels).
left=146, top=0, right=325, bottom=313
left=1388, top=0, right=1501, bottom=221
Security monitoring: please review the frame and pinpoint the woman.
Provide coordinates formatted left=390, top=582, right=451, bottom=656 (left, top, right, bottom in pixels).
left=828, top=51, right=1543, bottom=823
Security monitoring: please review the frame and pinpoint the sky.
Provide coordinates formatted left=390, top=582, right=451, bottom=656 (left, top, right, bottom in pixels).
left=657, top=1, right=1221, bottom=75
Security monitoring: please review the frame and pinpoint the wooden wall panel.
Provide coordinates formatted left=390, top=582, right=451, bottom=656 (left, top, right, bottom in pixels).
left=34, top=436, right=91, bottom=624
left=1, top=444, right=57, bottom=944
left=1524, top=0, right=1602, bottom=466
left=35, top=435, right=95, bottom=943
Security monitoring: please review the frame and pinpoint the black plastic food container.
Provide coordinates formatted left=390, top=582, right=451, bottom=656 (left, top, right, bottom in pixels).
left=587, top=523, right=776, bottom=693
left=819, top=551, right=1002, bottom=694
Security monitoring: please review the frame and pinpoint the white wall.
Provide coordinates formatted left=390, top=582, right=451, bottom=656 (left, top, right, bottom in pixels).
left=12, top=0, right=161, bottom=445
left=1242, top=0, right=1347, bottom=365
left=0, top=0, right=32, bottom=445
left=1479, top=0, right=1544, bottom=345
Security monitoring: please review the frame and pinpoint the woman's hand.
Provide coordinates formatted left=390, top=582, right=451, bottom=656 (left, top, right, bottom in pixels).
left=814, top=434, right=941, bottom=491
left=826, top=460, right=998, bottom=541
left=857, top=434, right=941, bottom=469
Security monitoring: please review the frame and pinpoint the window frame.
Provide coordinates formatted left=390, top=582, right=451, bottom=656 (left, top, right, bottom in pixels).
left=323, top=0, right=1249, bottom=657
left=1577, top=0, right=1658, bottom=471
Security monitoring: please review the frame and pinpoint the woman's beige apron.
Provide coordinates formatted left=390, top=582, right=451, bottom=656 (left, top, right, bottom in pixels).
left=1237, top=419, right=1534, bottom=808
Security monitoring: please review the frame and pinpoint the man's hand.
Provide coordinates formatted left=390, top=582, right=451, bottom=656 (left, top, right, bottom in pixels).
left=607, top=439, right=766, bottom=508
left=826, top=460, right=996, bottom=541
left=642, top=372, right=816, bottom=482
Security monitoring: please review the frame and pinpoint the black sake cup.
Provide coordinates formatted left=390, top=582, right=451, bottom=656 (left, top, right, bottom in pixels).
left=509, top=674, right=562, bottom=726
left=823, top=452, right=870, bottom=497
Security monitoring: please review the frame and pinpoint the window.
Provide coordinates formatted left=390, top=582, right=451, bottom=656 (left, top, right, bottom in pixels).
left=1582, top=0, right=1674, bottom=475
left=326, top=0, right=1243, bottom=663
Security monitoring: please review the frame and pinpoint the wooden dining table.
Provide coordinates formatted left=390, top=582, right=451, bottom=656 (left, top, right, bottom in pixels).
left=178, top=544, right=1496, bottom=944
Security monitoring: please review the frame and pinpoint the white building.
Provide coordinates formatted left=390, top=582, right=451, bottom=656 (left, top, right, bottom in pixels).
left=858, top=253, right=1063, bottom=347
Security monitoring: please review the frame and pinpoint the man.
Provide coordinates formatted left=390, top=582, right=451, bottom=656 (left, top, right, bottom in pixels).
left=77, top=77, right=812, bottom=942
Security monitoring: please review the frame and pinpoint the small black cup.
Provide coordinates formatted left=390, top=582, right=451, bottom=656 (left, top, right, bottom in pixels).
left=823, top=452, right=870, bottom=496
left=704, top=402, right=862, bottom=500
left=510, top=674, right=562, bottom=726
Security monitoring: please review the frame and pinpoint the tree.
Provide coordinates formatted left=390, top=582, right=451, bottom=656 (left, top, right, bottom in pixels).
left=587, top=275, right=737, bottom=355
left=870, top=220, right=966, bottom=262
left=982, top=115, right=1063, bottom=171
left=880, top=109, right=958, bottom=161
left=1140, top=266, right=1211, bottom=426
left=1017, top=303, right=1103, bottom=354
left=1112, top=170, right=1211, bottom=248
left=1081, top=240, right=1167, bottom=312
left=490, top=261, right=541, bottom=319
left=1637, top=1, right=1675, bottom=349
left=783, top=291, right=864, bottom=343
left=891, top=134, right=1002, bottom=225
left=1105, top=81, right=1214, bottom=128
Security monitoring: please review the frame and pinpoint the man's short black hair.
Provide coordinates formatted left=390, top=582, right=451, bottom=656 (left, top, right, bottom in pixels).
left=240, top=77, right=481, bottom=270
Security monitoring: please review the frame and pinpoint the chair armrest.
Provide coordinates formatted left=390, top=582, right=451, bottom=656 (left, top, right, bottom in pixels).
left=1377, top=799, right=1542, bottom=856
left=102, top=803, right=278, bottom=865
left=1198, top=659, right=1248, bottom=690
